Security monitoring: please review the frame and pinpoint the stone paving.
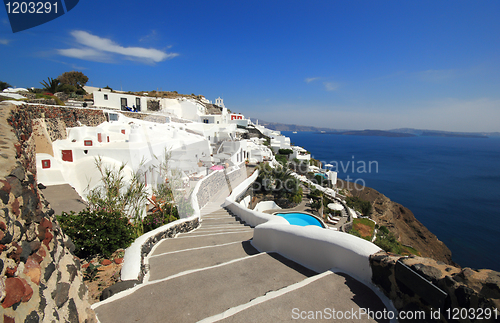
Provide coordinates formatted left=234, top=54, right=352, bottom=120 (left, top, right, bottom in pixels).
left=93, top=193, right=389, bottom=323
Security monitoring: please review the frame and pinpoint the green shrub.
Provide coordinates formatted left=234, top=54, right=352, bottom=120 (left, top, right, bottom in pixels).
left=278, top=148, right=293, bottom=155
left=373, top=227, right=419, bottom=256
left=57, top=208, right=136, bottom=259
left=275, top=154, right=288, bottom=166
left=345, top=196, right=372, bottom=215
left=143, top=203, right=179, bottom=233
left=57, top=83, right=77, bottom=94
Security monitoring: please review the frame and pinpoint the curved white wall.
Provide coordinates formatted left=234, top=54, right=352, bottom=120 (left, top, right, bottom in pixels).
left=254, top=200, right=281, bottom=213
left=252, top=222, right=381, bottom=284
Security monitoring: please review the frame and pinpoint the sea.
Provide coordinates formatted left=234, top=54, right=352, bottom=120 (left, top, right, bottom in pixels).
left=282, top=131, right=500, bottom=272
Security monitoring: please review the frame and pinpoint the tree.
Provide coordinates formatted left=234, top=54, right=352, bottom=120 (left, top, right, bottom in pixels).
left=0, top=81, right=12, bottom=91
left=40, top=77, right=60, bottom=94
left=58, top=71, right=89, bottom=90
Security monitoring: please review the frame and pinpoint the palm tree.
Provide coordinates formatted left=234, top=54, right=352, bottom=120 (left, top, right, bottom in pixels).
left=40, top=77, right=60, bottom=94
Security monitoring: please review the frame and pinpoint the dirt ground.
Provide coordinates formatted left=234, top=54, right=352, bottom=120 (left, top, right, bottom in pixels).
left=353, top=222, right=373, bottom=239
left=82, top=249, right=125, bottom=304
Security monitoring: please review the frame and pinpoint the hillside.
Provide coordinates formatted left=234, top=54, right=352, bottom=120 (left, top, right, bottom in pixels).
left=340, top=179, right=455, bottom=266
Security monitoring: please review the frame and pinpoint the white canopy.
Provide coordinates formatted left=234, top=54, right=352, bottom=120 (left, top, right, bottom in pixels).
left=327, top=203, right=343, bottom=211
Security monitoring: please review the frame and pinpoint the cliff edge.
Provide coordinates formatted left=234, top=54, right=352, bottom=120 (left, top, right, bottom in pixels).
left=339, top=179, right=455, bottom=266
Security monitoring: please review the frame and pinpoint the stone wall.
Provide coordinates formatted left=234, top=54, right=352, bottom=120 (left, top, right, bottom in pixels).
left=138, top=219, right=198, bottom=281
left=11, top=104, right=106, bottom=143
left=121, top=111, right=169, bottom=124
left=0, top=102, right=96, bottom=322
left=227, top=164, right=247, bottom=190
left=371, top=252, right=500, bottom=322
left=196, top=171, right=226, bottom=209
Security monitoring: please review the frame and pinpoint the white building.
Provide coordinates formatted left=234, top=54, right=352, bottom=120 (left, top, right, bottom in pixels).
left=37, top=111, right=211, bottom=200
left=93, top=91, right=149, bottom=112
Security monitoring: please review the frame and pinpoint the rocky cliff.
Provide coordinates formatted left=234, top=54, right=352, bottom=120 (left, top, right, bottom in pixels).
left=0, top=103, right=97, bottom=322
left=339, top=179, right=455, bottom=266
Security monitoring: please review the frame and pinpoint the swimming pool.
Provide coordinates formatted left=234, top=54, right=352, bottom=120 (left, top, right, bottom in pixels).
left=275, top=212, right=325, bottom=228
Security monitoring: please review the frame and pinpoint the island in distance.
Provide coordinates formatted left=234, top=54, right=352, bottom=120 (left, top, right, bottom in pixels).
left=251, top=119, right=496, bottom=138
left=323, top=130, right=416, bottom=137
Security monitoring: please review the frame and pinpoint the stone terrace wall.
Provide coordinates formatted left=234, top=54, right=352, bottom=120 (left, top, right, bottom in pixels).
left=121, top=111, right=169, bottom=124
left=11, top=104, right=106, bottom=143
left=121, top=111, right=192, bottom=124
left=371, top=252, right=500, bottom=322
left=227, top=164, right=247, bottom=190
left=1, top=103, right=96, bottom=322
left=196, top=171, right=226, bottom=209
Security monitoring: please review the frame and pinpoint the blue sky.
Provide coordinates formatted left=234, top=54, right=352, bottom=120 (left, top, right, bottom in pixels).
left=1, top=1, right=499, bottom=132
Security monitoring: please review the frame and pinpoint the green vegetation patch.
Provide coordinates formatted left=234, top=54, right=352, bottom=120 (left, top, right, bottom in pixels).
left=345, top=196, right=372, bottom=215
left=57, top=209, right=136, bottom=259
left=374, top=225, right=420, bottom=256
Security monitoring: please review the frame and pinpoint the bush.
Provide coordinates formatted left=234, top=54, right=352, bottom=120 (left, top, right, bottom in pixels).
left=374, top=227, right=420, bottom=256
left=143, top=203, right=179, bottom=232
left=345, top=196, right=372, bottom=215
left=57, top=83, right=77, bottom=94
left=57, top=209, right=136, bottom=259
left=278, top=148, right=293, bottom=155
left=275, top=154, right=288, bottom=166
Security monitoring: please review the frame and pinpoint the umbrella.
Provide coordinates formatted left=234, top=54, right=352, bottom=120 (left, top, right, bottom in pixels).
left=327, top=203, right=343, bottom=211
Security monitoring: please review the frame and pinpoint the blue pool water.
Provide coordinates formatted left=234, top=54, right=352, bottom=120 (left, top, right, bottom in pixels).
left=275, top=212, right=324, bottom=228
left=314, top=173, right=328, bottom=179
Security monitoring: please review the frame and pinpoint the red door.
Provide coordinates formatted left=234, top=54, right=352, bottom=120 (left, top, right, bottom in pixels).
left=62, top=150, right=73, bottom=162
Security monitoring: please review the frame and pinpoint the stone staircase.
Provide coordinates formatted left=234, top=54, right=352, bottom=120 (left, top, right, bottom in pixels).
left=93, top=202, right=389, bottom=322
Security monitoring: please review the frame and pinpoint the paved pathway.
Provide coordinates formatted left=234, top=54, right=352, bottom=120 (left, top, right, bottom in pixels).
left=40, top=184, right=87, bottom=215
left=93, top=193, right=389, bottom=322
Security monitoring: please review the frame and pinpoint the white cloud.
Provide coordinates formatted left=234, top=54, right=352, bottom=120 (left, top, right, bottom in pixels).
left=323, top=82, right=340, bottom=91
left=305, top=77, right=321, bottom=83
left=58, top=48, right=111, bottom=62
left=0, top=39, right=10, bottom=45
left=139, top=30, right=158, bottom=42
left=416, top=69, right=459, bottom=82
left=58, top=30, right=178, bottom=64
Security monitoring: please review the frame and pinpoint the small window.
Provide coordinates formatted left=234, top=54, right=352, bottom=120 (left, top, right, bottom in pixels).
left=84, top=140, right=92, bottom=146
left=121, top=129, right=126, bottom=134
left=42, top=160, right=51, bottom=169
left=104, top=94, right=108, bottom=100
left=109, top=113, right=118, bottom=121
left=97, top=133, right=102, bottom=142
left=84, top=150, right=88, bottom=154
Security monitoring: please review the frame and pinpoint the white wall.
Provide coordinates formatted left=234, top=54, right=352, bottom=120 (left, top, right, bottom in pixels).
left=223, top=169, right=383, bottom=286
left=93, top=91, right=149, bottom=111
left=254, top=201, right=281, bottom=213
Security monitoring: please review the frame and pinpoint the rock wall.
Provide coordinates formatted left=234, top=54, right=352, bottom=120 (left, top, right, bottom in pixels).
left=121, top=111, right=169, bottom=124
left=371, top=252, right=500, bottom=322
left=0, top=103, right=96, bottom=322
left=227, top=164, right=247, bottom=190
left=196, top=171, right=226, bottom=209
